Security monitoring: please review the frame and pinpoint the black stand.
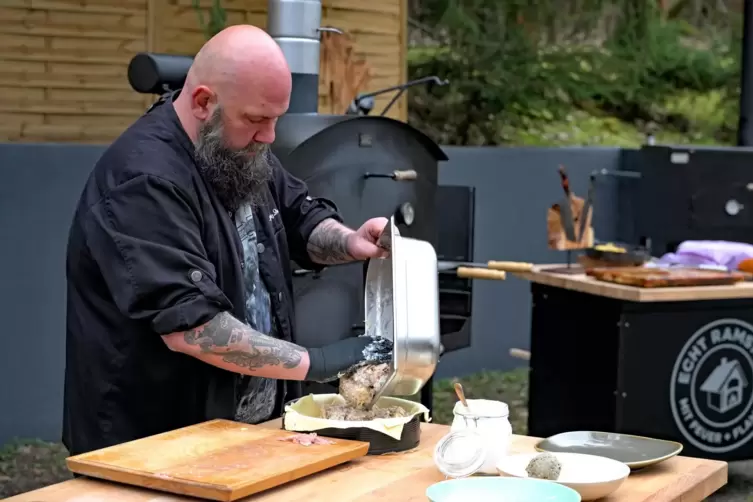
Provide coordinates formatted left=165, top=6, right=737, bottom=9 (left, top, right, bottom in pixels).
left=528, top=282, right=753, bottom=462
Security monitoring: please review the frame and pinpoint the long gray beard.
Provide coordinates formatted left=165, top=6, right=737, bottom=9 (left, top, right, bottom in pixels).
left=195, top=109, right=273, bottom=213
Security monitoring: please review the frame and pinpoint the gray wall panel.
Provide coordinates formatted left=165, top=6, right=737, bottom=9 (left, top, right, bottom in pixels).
left=0, top=143, right=623, bottom=443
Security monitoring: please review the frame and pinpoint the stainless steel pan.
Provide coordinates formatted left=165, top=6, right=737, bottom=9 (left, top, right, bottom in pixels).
left=364, top=216, right=441, bottom=407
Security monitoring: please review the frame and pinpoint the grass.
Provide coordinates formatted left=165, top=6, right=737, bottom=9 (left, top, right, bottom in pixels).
left=430, top=367, right=529, bottom=433
left=0, top=438, right=71, bottom=498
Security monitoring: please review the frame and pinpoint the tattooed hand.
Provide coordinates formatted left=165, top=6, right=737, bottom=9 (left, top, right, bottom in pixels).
left=347, top=218, right=389, bottom=260
left=307, top=218, right=389, bottom=265
left=305, top=335, right=393, bottom=383
left=179, top=312, right=304, bottom=372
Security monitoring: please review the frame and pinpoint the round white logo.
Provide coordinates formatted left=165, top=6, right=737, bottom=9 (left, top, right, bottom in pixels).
left=670, top=318, right=753, bottom=454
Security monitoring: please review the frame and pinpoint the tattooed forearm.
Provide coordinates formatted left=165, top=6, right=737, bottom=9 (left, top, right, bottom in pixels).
left=307, top=218, right=356, bottom=265
left=181, top=312, right=304, bottom=372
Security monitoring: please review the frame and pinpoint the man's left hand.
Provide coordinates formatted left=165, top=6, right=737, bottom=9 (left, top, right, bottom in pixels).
left=346, top=217, right=389, bottom=260
left=305, top=334, right=393, bottom=383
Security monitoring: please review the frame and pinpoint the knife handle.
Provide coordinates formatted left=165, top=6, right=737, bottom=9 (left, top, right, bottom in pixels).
left=558, top=165, right=571, bottom=195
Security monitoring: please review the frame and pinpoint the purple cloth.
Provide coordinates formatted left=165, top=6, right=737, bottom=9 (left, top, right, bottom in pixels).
left=656, top=240, right=753, bottom=270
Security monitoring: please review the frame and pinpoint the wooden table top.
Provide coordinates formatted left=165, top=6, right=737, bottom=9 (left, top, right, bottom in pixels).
left=514, top=264, right=753, bottom=302
left=4, top=419, right=727, bottom=502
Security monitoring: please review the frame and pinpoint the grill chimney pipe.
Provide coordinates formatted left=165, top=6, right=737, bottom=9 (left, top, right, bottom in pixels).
left=268, top=0, right=335, bottom=114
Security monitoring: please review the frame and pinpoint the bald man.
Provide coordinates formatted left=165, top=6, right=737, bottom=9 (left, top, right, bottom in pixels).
left=62, top=25, right=392, bottom=455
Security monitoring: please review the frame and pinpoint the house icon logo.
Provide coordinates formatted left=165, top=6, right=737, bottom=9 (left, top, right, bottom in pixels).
left=670, top=319, right=753, bottom=454
left=699, top=357, right=748, bottom=415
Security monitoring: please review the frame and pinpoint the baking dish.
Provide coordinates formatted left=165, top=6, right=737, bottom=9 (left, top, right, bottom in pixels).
left=364, top=215, right=441, bottom=403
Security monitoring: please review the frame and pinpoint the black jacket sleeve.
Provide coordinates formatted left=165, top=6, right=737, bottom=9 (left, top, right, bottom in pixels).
left=83, top=174, right=233, bottom=335
left=271, top=156, right=343, bottom=270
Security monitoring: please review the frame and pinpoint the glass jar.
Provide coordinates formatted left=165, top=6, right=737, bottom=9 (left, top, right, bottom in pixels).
left=433, top=429, right=486, bottom=478
left=449, top=399, right=513, bottom=475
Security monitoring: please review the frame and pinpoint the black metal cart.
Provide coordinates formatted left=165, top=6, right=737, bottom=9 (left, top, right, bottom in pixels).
left=523, top=269, right=753, bottom=462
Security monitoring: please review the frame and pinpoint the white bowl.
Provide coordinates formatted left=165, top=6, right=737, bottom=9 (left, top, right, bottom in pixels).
left=497, top=452, right=630, bottom=501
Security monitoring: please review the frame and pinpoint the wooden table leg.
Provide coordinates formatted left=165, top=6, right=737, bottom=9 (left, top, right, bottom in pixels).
left=421, top=376, right=434, bottom=417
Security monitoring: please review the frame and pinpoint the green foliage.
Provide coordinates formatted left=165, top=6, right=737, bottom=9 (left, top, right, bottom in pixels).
left=407, top=0, right=741, bottom=146
left=497, top=109, right=726, bottom=148
left=192, top=0, right=227, bottom=40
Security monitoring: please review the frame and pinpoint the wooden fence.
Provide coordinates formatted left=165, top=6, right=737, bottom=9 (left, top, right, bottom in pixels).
left=0, top=0, right=407, bottom=143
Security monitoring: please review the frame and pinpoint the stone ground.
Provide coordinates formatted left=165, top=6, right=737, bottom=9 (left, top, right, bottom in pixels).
left=1, top=369, right=751, bottom=500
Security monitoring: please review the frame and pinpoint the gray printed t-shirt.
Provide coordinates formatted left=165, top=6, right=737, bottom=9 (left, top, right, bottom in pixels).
left=233, top=202, right=278, bottom=424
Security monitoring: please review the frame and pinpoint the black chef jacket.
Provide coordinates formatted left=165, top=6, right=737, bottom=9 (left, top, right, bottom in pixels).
left=62, top=93, right=342, bottom=456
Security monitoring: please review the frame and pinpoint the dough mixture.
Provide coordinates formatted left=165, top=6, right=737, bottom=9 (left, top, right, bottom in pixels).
left=320, top=363, right=408, bottom=421
left=339, top=362, right=391, bottom=409
left=321, top=403, right=408, bottom=421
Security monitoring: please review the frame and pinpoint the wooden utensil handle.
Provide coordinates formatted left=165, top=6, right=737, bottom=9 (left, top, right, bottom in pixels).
left=453, top=382, right=469, bottom=408
left=487, top=261, right=534, bottom=272
left=456, top=267, right=507, bottom=280
left=509, top=348, right=531, bottom=361
left=393, top=169, right=417, bottom=181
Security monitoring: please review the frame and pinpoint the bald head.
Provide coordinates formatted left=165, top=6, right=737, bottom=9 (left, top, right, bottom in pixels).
left=173, top=25, right=292, bottom=211
left=174, top=24, right=292, bottom=146
left=185, top=25, right=291, bottom=99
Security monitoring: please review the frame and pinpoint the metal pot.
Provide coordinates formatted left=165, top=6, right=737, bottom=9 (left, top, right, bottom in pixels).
left=365, top=216, right=441, bottom=405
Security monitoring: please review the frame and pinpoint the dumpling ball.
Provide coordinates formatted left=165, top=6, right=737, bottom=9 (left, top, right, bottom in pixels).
left=525, top=452, right=562, bottom=480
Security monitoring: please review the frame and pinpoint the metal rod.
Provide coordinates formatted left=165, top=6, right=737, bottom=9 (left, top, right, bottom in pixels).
left=380, top=88, right=406, bottom=117
left=349, top=76, right=449, bottom=116
left=591, top=168, right=642, bottom=179
left=355, top=76, right=447, bottom=100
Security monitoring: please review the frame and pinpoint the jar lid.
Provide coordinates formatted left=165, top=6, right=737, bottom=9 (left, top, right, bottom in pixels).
left=433, top=429, right=486, bottom=478
left=453, top=399, right=509, bottom=419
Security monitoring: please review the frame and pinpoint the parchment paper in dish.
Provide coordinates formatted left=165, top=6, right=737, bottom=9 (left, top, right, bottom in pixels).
left=283, top=394, right=430, bottom=440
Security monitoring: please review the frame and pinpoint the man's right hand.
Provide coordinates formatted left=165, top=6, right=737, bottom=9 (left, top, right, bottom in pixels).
left=163, top=311, right=392, bottom=383
left=306, top=335, right=393, bottom=383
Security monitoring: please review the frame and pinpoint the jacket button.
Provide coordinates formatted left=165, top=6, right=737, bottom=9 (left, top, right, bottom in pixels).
left=190, top=270, right=203, bottom=282
left=256, top=243, right=265, bottom=253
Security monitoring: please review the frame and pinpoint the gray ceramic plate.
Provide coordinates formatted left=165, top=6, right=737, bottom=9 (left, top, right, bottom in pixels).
left=535, top=431, right=684, bottom=470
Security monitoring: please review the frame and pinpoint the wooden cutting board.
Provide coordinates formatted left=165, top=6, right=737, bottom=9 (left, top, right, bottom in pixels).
left=66, top=419, right=369, bottom=502
left=585, top=266, right=747, bottom=288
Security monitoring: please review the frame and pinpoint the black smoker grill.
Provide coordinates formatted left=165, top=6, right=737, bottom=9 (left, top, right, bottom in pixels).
left=126, top=1, right=474, bottom=411
left=619, top=144, right=753, bottom=256
left=270, top=113, right=446, bottom=403
left=270, top=111, right=475, bottom=408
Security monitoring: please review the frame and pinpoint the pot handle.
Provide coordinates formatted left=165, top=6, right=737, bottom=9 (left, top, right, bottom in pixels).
left=509, top=348, right=531, bottom=361
left=456, top=267, right=507, bottom=281
left=487, top=261, right=534, bottom=272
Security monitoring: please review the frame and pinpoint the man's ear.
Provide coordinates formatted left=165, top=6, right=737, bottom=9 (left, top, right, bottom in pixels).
left=191, top=85, right=215, bottom=120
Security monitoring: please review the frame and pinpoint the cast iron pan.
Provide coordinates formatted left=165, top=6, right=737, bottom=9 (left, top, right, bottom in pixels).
left=281, top=398, right=421, bottom=455
left=584, top=242, right=650, bottom=266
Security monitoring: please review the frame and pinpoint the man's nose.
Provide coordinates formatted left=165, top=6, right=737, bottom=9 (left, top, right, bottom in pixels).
left=253, top=123, right=276, bottom=144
